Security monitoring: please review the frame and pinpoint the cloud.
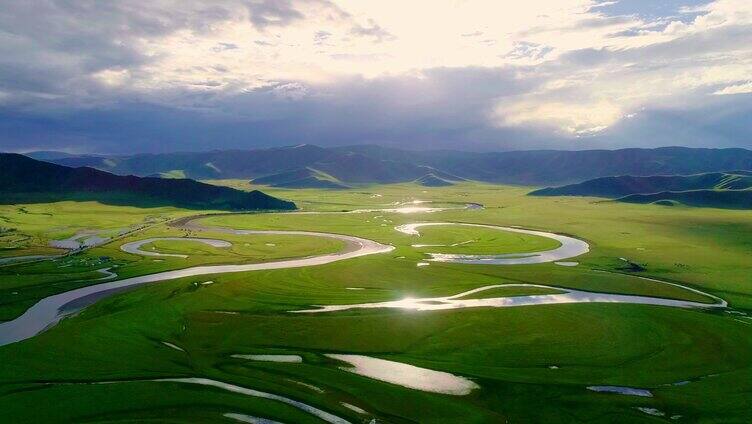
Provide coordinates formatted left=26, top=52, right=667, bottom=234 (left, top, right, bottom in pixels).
left=313, top=30, right=332, bottom=44
left=349, top=19, right=395, bottom=42
left=0, top=66, right=547, bottom=153
left=503, top=41, right=554, bottom=61
left=0, top=0, right=752, bottom=154
left=212, top=42, right=240, bottom=52
left=492, top=1, right=752, bottom=136
left=714, top=81, right=752, bottom=95
left=245, top=0, right=304, bottom=29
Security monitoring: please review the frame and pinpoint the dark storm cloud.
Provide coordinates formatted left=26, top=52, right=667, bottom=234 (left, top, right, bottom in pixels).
left=2, top=59, right=752, bottom=154
left=592, top=94, right=752, bottom=149
left=0, top=0, right=334, bottom=105
left=0, top=66, right=551, bottom=153
left=0, top=0, right=242, bottom=107
left=0, top=0, right=751, bottom=154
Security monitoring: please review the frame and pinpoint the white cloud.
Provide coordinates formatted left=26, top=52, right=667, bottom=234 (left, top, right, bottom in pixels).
left=495, top=99, right=623, bottom=136
left=102, top=0, right=752, bottom=134
left=2, top=0, right=752, bottom=151
left=714, top=81, right=752, bottom=95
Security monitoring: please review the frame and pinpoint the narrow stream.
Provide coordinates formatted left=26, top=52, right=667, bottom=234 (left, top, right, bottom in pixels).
left=294, top=283, right=724, bottom=313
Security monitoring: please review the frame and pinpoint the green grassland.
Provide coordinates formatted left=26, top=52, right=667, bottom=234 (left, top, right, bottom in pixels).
left=0, top=182, right=751, bottom=423
left=0, top=201, right=189, bottom=258
left=408, top=224, right=561, bottom=254
left=0, top=224, right=344, bottom=321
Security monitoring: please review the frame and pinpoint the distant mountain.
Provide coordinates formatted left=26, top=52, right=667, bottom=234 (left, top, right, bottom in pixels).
left=414, top=173, right=455, bottom=187
left=333, top=145, right=752, bottom=185
left=147, top=170, right=188, bottom=179
left=24, top=151, right=86, bottom=161
left=617, top=190, right=752, bottom=209
left=0, top=154, right=295, bottom=211
left=528, top=171, right=752, bottom=209
left=49, top=145, right=331, bottom=180
left=45, top=144, right=462, bottom=185
left=530, top=172, right=752, bottom=198
left=37, top=145, right=752, bottom=186
left=252, top=168, right=350, bottom=189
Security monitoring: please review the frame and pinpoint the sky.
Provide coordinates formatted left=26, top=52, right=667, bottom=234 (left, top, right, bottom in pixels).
left=1, top=0, right=752, bottom=153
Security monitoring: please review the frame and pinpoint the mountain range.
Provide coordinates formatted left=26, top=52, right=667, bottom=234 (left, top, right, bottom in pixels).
left=530, top=172, right=752, bottom=197
left=618, top=190, right=752, bottom=209
left=0, top=154, right=295, bottom=211
left=34, top=145, right=752, bottom=186
left=530, top=171, right=752, bottom=209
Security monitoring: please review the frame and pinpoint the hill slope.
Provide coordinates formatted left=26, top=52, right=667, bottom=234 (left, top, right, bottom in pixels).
left=0, top=154, right=295, bottom=211
left=530, top=172, right=752, bottom=198
left=51, top=144, right=336, bottom=180
left=251, top=168, right=349, bottom=189
left=617, top=190, right=752, bottom=209
left=25, top=151, right=85, bottom=161
left=40, top=145, right=752, bottom=186
left=414, top=173, right=455, bottom=187
left=333, top=145, right=752, bottom=185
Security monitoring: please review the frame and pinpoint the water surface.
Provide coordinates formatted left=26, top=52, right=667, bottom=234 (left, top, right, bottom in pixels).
left=156, top=378, right=350, bottom=424
left=295, top=283, right=723, bottom=314
left=395, top=223, right=589, bottom=265
left=231, top=354, right=303, bottom=363
left=120, top=237, right=231, bottom=258
left=224, top=413, right=284, bottom=424
left=587, top=385, right=653, bottom=397
left=325, top=354, right=479, bottom=395
left=0, top=225, right=393, bottom=346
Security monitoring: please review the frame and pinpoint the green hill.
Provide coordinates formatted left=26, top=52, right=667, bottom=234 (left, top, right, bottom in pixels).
left=146, top=170, right=188, bottom=179
left=530, top=172, right=752, bottom=198
left=617, top=190, right=752, bottom=209
left=414, top=173, right=455, bottom=187
left=0, top=154, right=295, bottom=211
left=252, top=168, right=350, bottom=189
left=332, top=145, right=752, bottom=185
left=39, top=145, right=752, bottom=187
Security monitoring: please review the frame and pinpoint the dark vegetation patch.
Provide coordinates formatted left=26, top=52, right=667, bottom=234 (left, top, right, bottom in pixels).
left=1, top=154, right=295, bottom=211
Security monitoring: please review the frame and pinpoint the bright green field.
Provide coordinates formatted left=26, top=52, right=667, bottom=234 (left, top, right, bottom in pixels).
left=407, top=224, right=561, bottom=254
left=0, top=201, right=187, bottom=258
left=0, top=182, right=751, bottom=423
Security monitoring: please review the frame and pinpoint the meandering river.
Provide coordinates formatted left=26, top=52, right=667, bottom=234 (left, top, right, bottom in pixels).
left=396, top=222, right=590, bottom=265
left=293, top=283, right=724, bottom=314
left=0, top=224, right=393, bottom=346
left=0, top=214, right=724, bottom=347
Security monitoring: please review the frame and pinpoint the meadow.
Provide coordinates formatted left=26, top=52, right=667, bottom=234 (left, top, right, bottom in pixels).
left=0, top=182, right=750, bottom=423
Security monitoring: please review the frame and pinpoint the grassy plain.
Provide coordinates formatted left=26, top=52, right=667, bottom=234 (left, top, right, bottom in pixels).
left=0, top=201, right=186, bottom=258
left=406, top=224, right=561, bottom=254
left=0, top=182, right=751, bottom=423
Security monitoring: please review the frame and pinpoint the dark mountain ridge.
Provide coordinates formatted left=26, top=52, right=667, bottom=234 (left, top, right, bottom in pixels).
left=529, top=171, right=752, bottom=209
left=0, top=154, right=295, bottom=211
left=414, top=173, right=456, bottom=187
left=32, top=145, right=752, bottom=186
left=530, top=172, right=752, bottom=198
left=618, top=190, right=752, bottom=209
left=251, top=168, right=350, bottom=189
